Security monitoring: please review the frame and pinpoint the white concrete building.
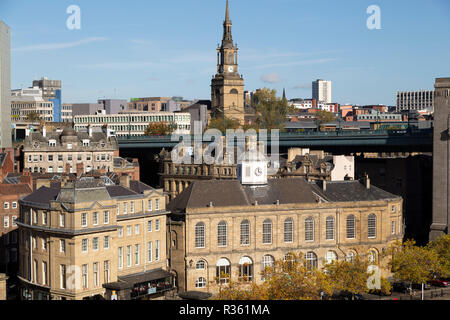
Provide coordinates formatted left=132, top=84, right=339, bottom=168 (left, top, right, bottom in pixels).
left=396, top=90, right=434, bottom=114
left=312, top=79, right=332, bottom=104
left=330, top=155, right=355, bottom=181
left=73, top=111, right=191, bottom=136
left=11, top=86, right=54, bottom=122
left=0, top=20, right=12, bottom=148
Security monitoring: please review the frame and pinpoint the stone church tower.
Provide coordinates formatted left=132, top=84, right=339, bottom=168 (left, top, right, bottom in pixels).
left=211, top=0, right=245, bottom=125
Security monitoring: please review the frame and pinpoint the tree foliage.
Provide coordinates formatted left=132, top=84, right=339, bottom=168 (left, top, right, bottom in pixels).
left=26, top=111, right=41, bottom=122
left=252, top=88, right=293, bottom=131
left=315, top=110, right=335, bottom=126
left=207, top=116, right=240, bottom=133
left=144, top=122, right=176, bottom=136
left=384, top=240, right=444, bottom=296
left=324, top=254, right=373, bottom=299
left=427, top=234, right=450, bottom=278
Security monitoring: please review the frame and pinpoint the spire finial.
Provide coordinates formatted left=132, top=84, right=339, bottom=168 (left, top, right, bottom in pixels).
left=225, top=0, right=230, bottom=21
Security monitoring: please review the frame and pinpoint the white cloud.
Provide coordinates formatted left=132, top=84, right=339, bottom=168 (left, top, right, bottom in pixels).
left=293, top=82, right=311, bottom=90
left=12, top=37, right=108, bottom=52
left=261, top=72, right=281, bottom=84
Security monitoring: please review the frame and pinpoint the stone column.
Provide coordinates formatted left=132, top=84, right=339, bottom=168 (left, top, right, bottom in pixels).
left=0, top=273, right=8, bottom=300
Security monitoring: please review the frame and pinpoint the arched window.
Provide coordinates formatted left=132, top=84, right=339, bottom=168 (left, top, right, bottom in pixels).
left=196, top=260, right=206, bottom=270
left=284, top=218, right=293, bottom=243
left=325, top=251, right=337, bottom=264
left=262, top=219, right=272, bottom=244
left=283, top=252, right=295, bottom=271
left=240, top=220, right=250, bottom=246
left=346, top=251, right=355, bottom=262
left=305, top=217, right=314, bottom=241
left=195, top=277, right=207, bottom=288
left=326, top=216, right=335, bottom=240
left=216, top=258, right=231, bottom=284
left=368, top=214, right=376, bottom=238
left=305, top=252, right=318, bottom=270
left=346, top=215, right=355, bottom=239
left=238, top=256, right=253, bottom=282
left=368, top=250, right=377, bottom=263
left=261, top=255, right=275, bottom=271
left=217, top=221, right=228, bottom=247
left=195, top=222, right=205, bottom=248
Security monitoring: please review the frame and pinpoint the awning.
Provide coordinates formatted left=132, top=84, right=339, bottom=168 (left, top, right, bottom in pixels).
left=216, top=258, right=230, bottom=267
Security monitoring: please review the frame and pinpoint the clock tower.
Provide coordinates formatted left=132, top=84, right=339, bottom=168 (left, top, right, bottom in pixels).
left=211, top=0, right=245, bottom=125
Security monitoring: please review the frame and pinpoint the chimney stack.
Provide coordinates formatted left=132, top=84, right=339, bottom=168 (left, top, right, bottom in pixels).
left=42, top=125, right=46, bottom=138
left=365, top=174, right=370, bottom=189
left=88, top=124, right=93, bottom=137
left=119, top=174, right=130, bottom=189
left=322, top=179, right=327, bottom=191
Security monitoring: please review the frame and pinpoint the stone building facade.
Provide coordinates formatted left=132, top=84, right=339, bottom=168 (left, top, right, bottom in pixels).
left=22, top=125, right=118, bottom=175
left=16, top=177, right=172, bottom=300
left=431, top=77, right=450, bottom=240
left=167, top=149, right=403, bottom=294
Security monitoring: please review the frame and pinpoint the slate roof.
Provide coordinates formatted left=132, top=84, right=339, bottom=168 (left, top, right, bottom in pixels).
left=168, top=178, right=400, bottom=214
left=168, top=178, right=317, bottom=212
left=21, top=186, right=60, bottom=206
left=105, top=185, right=139, bottom=198
left=0, top=184, right=32, bottom=195
left=309, top=180, right=400, bottom=202
left=129, top=180, right=155, bottom=194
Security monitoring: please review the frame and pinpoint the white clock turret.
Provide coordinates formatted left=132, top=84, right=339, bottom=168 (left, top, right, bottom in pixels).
left=237, top=137, right=268, bottom=185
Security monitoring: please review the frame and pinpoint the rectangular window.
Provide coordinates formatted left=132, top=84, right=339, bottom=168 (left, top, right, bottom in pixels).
left=148, top=199, right=152, bottom=211
left=103, top=211, right=109, bottom=224
left=60, top=213, right=65, bottom=227
left=118, top=228, right=123, bottom=237
left=48, top=155, right=53, bottom=161
left=42, top=212, right=47, bottom=225
left=391, top=205, right=395, bottom=213
left=148, top=220, right=152, bottom=232
left=93, top=237, right=99, bottom=250
left=155, top=199, right=160, bottom=211
left=155, top=240, right=160, bottom=261
left=123, top=202, right=127, bottom=214
left=155, top=219, right=160, bottom=231
left=93, top=262, right=99, bottom=287
left=81, top=213, right=87, bottom=227
left=12, top=202, right=17, bottom=209
left=58, top=155, right=63, bottom=162
left=42, top=261, right=48, bottom=285
left=104, top=261, right=110, bottom=283
left=126, top=245, right=132, bottom=267
left=3, top=217, right=9, bottom=228
left=135, top=244, right=140, bottom=265
left=33, top=210, right=38, bottom=224
left=82, top=239, right=88, bottom=252
left=60, top=240, right=65, bottom=253
left=135, top=224, right=140, bottom=235
left=118, top=247, right=123, bottom=269
left=92, top=212, right=98, bottom=225
left=127, top=225, right=132, bottom=236
left=148, top=241, right=153, bottom=262
left=82, top=264, right=88, bottom=289
left=4, top=202, right=9, bottom=209
left=391, top=221, right=396, bottom=235
left=130, top=201, right=134, bottom=213
left=104, top=236, right=110, bottom=249
left=42, top=238, right=47, bottom=251
left=60, top=265, right=66, bottom=289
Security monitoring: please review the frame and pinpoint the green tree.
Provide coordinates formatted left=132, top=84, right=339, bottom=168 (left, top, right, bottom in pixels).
left=315, top=110, right=335, bottom=130
left=144, top=122, right=176, bottom=136
left=385, top=240, right=444, bottom=297
left=427, top=234, right=450, bottom=278
left=253, top=88, right=291, bottom=131
left=26, top=112, right=41, bottom=122
left=324, top=254, right=373, bottom=300
left=207, top=116, right=240, bottom=133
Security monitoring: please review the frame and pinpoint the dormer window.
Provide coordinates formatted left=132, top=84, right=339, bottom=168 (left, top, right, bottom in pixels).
left=67, top=143, right=72, bottom=149
left=33, top=141, right=39, bottom=149
left=48, top=140, right=56, bottom=147
left=101, top=142, right=106, bottom=148
left=82, top=140, right=90, bottom=147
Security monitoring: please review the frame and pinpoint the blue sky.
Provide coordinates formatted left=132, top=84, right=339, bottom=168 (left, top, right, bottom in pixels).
left=1, top=0, right=450, bottom=105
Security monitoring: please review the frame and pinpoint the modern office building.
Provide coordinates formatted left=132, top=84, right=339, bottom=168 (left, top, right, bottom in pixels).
left=61, top=104, right=73, bottom=122
left=73, top=112, right=191, bottom=136
left=32, top=77, right=62, bottom=122
left=396, top=90, right=434, bottom=114
left=0, top=20, right=12, bottom=148
left=11, top=87, right=54, bottom=122
left=312, top=79, right=332, bottom=104
left=71, top=103, right=103, bottom=117
left=98, top=99, right=127, bottom=114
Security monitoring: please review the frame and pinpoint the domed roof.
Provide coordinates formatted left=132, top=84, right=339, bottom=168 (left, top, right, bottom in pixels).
left=60, top=127, right=77, bottom=137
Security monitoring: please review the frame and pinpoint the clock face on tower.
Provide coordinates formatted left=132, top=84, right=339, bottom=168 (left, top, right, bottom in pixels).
left=228, top=66, right=234, bottom=72
left=255, top=167, right=263, bottom=176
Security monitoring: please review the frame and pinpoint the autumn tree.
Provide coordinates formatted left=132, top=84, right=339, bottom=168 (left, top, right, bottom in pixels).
left=212, top=252, right=333, bottom=300
left=385, top=240, right=444, bottom=298
left=144, top=122, right=176, bottom=136
left=426, top=234, right=450, bottom=278
left=324, top=253, right=373, bottom=300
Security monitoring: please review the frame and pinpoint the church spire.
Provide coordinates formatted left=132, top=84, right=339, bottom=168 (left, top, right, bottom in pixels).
left=225, top=0, right=230, bottom=22
left=223, top=0, right=232, bottom=43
